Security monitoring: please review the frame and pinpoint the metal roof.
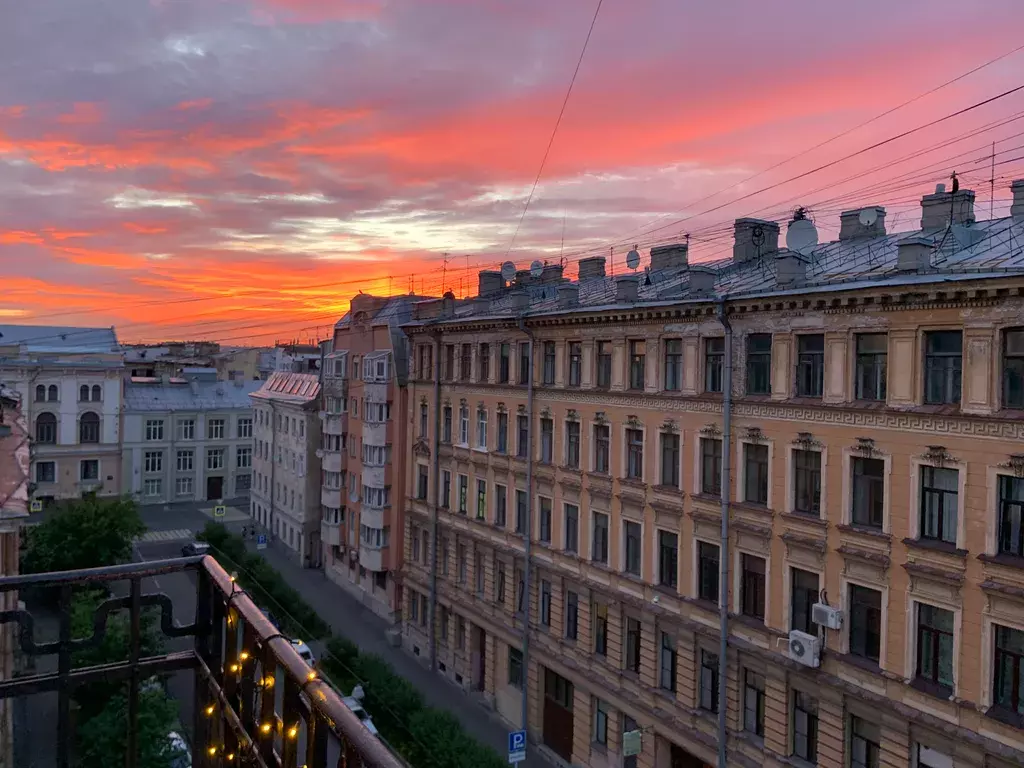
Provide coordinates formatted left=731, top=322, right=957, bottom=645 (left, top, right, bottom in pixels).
left=0, top=324, right=120, bottom=353
left=124, top=378, right=261, bottom=413
left=250, top=371, right=321, bottom=404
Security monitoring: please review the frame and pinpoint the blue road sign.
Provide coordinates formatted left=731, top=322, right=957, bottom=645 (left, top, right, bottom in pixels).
left=508, top=731, right=526, bottom=764
left=256, top=534, right=268, bottom=551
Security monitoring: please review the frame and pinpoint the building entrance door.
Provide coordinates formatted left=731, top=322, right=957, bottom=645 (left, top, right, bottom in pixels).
left=206, top=475, right=224, bottom=501
left=471, top=625, right=486, bottom=691
left=542, top=668, right=574, bottom=762
left=670, top=743, right=711, bottom=768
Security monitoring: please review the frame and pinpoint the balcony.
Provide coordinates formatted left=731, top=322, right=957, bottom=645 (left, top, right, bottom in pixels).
left=362, top=465, right=386, bottom=488
left=321, top=519, right=342, bottom=547
left=321, top=486, right=342, bottom=508
left=322, top=413, right=346, bottom=436
left=0, top=556, right=401, bottom=768
left=358, top=543, right=385, bottom=573
left=321, top=452, right=343, bottom=473
left=360, top=505, right=386, bottom=530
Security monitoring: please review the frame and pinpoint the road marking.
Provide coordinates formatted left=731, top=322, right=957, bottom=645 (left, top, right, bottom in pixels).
left=136, top=528, right=193, bottom=543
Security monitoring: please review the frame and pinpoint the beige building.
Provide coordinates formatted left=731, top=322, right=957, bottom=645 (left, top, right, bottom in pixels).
left=0, top=325, right=123, bottom=503
left=251, top=372, right=322, bottom=566
left=399, top=183, right=1024, bottom=768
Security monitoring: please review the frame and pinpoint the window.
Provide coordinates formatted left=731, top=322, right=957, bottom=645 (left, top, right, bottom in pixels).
left=568, top=342, right=582, bottom=386
left=542, top=341, right=555, bottom=384
left=144, top=451, right=163, bottom=473
left=47, top=384, right=58, bottom=402
left=743, top=443, right=769, bottom=505
left=475, top=551, right=485, bottom=595
left=594, top=424, right=610, bottom=473
left=565, top=421, right=580, bottom=469
left=565, top=505, right=581, bottom=552
left=476, top=408, right=487, bottom=449
left=144, top=478, right=162, bottom=497
left=659, top=433, right=680, bottom=488
left=496, top=412, right=508, bottom=453
left=698, top=542, right=719, bottom=603
left=565, top=591, right=579, bottom=640
left=793, top=449, right=821, bottom=516
left=457, top=475, right=468, bottom=513
left=35, top=461, right=55, bottom=483
left=664, top=339, right=682, bottom=391
left=699, top=650, right=719, bottom=712
left=790, top=568, right=819, bottom=635
left=478, top=343, right=490, bottom=382
left=628, top=340, right=646, bottom=389
left=79, top=384, right=89, bottom=402
left=658, top=531, right=678, bottom=588
left=207, top=418, right=225, bottom=440
left=624, top=617, right=641, bottom=673
left=35, top=413, right=57, bottom=444
left=519, top=342, right=531, bottom=385
left=80, top=459, right=99, bottom=481
left=701, top=438, right=722, bottom=496
left=476, top=478, right=486, bottom=520
left=177, top=419, right=195, bottom=440
left=743, top=670, right=765, bottom=737
left=417, top=344, right=432, bottom=380
left=855, top=333, right=887, bottom=401
left=236, top=446, right=251, bottom=469
left=593, top=603, right=608, bottom=655
left=499, top=343, right=510, bottom=383
left=794, top=334, right=825, bottom=397
left=496, top=561, right=506, bottom=604
left=540, top=580, right=552, bottom=626
left=540, top=417, right=553, bottom=463
left=457, top=544, right=467, bottom=584
left=993, top=624, right=1024, bottom=716
left=419, top=404, right=428, bottom=438
left=659, top=632, right=677, bottom=692
left=849, top=585, right=881, bottom=663
left=924, top=331, right=962, bottom=405
left=621, top=428, right=643, bottom=480
left=850, top=716, right=880, bottom=768
left=145, top=419, right=164, bottom=441
left=587, top=512, right=609, bottom=565
left=495, top=484, right=507, bottom=527
left=741, top=554, right=766, bottom=620
left=459, top=404, right=469, bottom=445
left=176, top=450, right=193, bottom=472
left=746, top=334, right=772, bottom=395
left=35, top=384, right=45, bottom=402
left=237, top=418, right=252, bottom=438
left=539, top=497, right=552, bottom=543
left=916, top=603, right=954, bottom=690
left=516, top=567, right=525, bottom=613
left=1001, top=328, right=1024, bottom=408
left=515, top=490, right=527, bottom=534
left=508, top=648, right=523, bottom=689
left=851, top=457, right=884, bottom=529
left=175, top=476, right=193, bottom=496
left=593, top=699, right=609, bottom=745
left=78, top=412, right=99, bottom=444
left=705, top=337, right=724, bottom=392
left=920, top=466, right=958, bottom=545
left=440, top=405, right=452, bottom=443
left=998, top=475, right=1024, bottom=556
left=516, top=415, right=528, bottom=458
left=595, top=341, right=612, bottom=388
left=460, top=343, right=471, bottom=381
left=792, top=691, right=818, bottom=763
left=207, top=448, right=225, bottom=471
left=444, top=344, right=455, bottom=381
left=624, top=521, right=641, bottom=576
left=417, top=466, right=429, bottom=500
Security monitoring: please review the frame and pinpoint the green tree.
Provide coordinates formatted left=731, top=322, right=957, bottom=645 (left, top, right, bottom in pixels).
left=75, top=687, right=185, bottom=768
left=21, top=496, right=144, bottom=574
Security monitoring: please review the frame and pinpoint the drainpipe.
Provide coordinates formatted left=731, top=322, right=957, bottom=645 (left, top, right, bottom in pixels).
left=716, top=297, right=733, bottom=768
left=427, top=332, right=442, bottom=672
left=269, top=401, right=277, bottom=542
left=515, top=316, right=534, bottom=735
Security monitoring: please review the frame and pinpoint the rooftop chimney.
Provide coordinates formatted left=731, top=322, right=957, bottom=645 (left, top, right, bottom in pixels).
left=615, top=274, right=639, bottom=303
left=733, top=218, right=780, bottom=264
left=1011, top=180, right=1024, bottom=219
left=557, top=284, right=579, bottom=308
left=508, top=291, right=530, bottom=311
left=578, top=256, right=606, bottom=281
left=897, top=235, right=934, bottom=272
left=541, top=264, right=564, bottom=284
left=839, top=206, right=887, bottom=240
left=920, top=187, right=975, bottom=231
left=688, top=265, right=716, bottom=296
left=775, top=251, right=807, bottom=287
left=478, top=270, right=504, bottom=297
left=650, top=243, right=688, bottom=271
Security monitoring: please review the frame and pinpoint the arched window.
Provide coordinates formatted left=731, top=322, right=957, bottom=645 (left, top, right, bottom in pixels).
left=91, top=385, right=102, bottom=402
left=79, top=412, right=100, bottom=444
left=35, top=384, right=45, bottom=402
left=47, top=384, right=58, bottom=401
left=80, top=384, right=89, bottom=402
left=36, top=413, right=57, bottom=444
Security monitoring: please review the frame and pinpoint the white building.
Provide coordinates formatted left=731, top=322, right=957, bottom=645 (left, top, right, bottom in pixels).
left=250, top=372, right=322, bottom=566
left=0, top=325, right=123, bottom=502
left=121, top=369, right=260, bottom=504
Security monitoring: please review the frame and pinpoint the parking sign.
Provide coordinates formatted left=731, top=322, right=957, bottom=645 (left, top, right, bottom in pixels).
left=508, top=730, right=526, bottom=764
left=214, top=505, right=226, bottom=517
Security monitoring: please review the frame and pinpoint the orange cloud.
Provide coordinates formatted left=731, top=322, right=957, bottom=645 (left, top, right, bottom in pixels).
left=56, top=102, right=104, bottom=125
left=175, top=99, right=213, bottom=111
left=122, top=222, right=169, bottom=234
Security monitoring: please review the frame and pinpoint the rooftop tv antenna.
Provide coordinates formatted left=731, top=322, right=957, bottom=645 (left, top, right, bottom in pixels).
left=625, top=245, right=640, bottom=271
left=500, top=260, right=517, bottom=284
left=529, top=260, right=544, bottom=279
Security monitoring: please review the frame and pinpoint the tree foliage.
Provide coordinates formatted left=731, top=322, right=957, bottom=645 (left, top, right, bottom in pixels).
left=75, top=688, right=185, bottom=768
left=21, top=496, right=144, bottom=574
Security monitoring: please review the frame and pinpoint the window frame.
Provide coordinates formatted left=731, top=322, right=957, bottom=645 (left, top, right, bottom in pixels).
left=700, top=437, right=722, bottom=497
left=855, top=332, right=888, bottom=401
left=1003, top=328, right=1024, bottom=408
left=625, top=427, right=644, bottom=480
left=657, top=530, right=678, bottom=589
left=660, top=432, right=681, bottom=488
left=789, top=567, right=820, bottom=636
left=628, top=339, right=646, bottom=390
left=923, top=330, right=963, bottom=406
left=663, top=338, right=682, bottom=391
left=697, top=540, right=719, bottom=603
left=740, top=553, right=766, bottom=621
left=745, top=333, right=772, bottom=395
left=704, top=337, right=724, bottom=393
left=847, top=583, right=882, bottom=665
left=742, top=441, right=770, bottom=506
left=914, top=601, right=956, bottom=693
left=623, top=520, right=642, bottom=576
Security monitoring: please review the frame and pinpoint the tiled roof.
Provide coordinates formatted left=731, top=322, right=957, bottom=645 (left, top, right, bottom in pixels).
left=251, top=371, right=321, bottom=403
left=124, top=378, right=261, bottom=412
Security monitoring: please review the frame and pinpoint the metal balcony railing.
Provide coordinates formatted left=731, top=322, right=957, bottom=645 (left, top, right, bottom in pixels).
left=0, top=556, right=404, bottom=768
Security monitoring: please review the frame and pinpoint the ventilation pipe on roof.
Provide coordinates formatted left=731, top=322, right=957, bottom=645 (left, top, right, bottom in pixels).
left=541, top=264, right=564, bottom=283
left=897, top=235, right=934, bottom=272
left=508, top=291, right=530, bottom=311
left=615, top=275, right=639, bottom=303
left=733, top=218, right=779, bottom=264
left=650, top=243, right=688, bottom=271
left=775, top=251, right=807, bottom=287
left=478, top=270, right=504, bottom=297
left=578, top=256, right=606, bottom=281
left=920, top=187, right=975, bottom=231
left=839, top=207, right=887, bottom=240
left=688, top=265, right=716, bottom=296
left=557, top=284, right=579, bottom=308
left=1011, top=180, right=1024, bottom=219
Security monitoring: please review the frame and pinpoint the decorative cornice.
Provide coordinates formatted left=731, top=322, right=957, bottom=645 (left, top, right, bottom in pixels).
left=594, top=410, right=608, bottom=425
left=700, top=422, right=722, bottom=438
left=745, top=426, right=764, bottom=444
left=792, top=431, right=822, bottom=450
left=566, top=408, right=579, bottom=422
left=626, top=414, right=642, bottom=430
left=852, top=437, right=881, bottom=457
left=918, top=445, right=958, bottom=467
left=661, top=417, right=678, bottom=434
left=516, top=403, right=526, bottom=415
left=496, top=401, right=507, bottom=414
left=998, top=454, right=1024, bottom=478
left=540, top=405, right=553, bottom=419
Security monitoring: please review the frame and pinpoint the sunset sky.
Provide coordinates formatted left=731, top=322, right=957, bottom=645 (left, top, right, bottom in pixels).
left=2, top=0, right=1023, bottom=344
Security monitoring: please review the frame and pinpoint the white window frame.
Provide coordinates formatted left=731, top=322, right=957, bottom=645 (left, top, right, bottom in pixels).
left=841, top=446, right=893, bottom=533
left=237, top=446, right=252, bottom=469
left=237, top=418, right=253, bottom=439
left=207, top=418, right=225, bottom=440
left=476, top=408, right=488, bottom=451
left=143, top=478, right=162, bottom=497
left=620, top=422, right=646, bottom=482
left=176, top=419, right=195, bottom=441
left=736, top=436, right=774, bottom=507
left=176, top=450, right=193, bottom=472
left=658, top=429, right=684, bottom=489
left=785, top=441, right=828, bottom=519
left=207, top=448, right=225, bottom=471
left=175, top=476, right=194, bottom=496
left=144, top=451, right=163, bottom=473
left=145, top=419, right=164, bottom=441
left=908, top=456, right=966, bottom=548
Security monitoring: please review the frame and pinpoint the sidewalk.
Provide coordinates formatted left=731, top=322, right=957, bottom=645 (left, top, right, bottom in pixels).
left=243, top=538, right=549, bottom=768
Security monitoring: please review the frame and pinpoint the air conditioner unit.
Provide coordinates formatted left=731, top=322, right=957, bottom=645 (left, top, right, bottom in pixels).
left=788, top=630, right=820, bottom=668
left=812, top=603, right=843, bottom=631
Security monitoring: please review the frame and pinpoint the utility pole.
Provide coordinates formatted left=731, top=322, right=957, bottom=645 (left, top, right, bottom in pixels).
left=991, top=141, right=996, bottom=220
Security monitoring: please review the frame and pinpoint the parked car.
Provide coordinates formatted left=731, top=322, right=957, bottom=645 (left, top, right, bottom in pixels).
left=342, top=685, right=379, bottom=736
left=290, top=639, right=315, bottom=666
left=181, top=541, right=210, bottom=557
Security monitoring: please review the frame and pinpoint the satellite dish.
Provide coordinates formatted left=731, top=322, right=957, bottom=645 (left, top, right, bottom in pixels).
left=786, top=217, right=819, bottom=254
left=625, top=246, right=640, bottom=271
left=529, top=260, right=544, bottom=278
left=859, top=208, right=878, bottom=227
left=500, top=261, right=516, bottom=282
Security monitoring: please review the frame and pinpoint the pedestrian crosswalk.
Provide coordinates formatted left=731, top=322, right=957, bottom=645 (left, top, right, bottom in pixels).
left=136, top=528, right=193, bottom=543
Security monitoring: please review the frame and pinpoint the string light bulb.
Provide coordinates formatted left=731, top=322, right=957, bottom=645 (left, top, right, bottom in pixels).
left=226, top=753, right=236, bottom=762
left=260, top=723, right=272, bottom=734
left=239, top=651, right=250, bottom=661
left=229, top=663, right=240, bottom=673
left=204, top=704, right=215, bottom=716
left=287, top=724, right=298, bottom=740
left=208, top=746, right=218, bottom=756
left=230, top=572, right=238, bottom=582
left=306, top=670, right=317, bottom=681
